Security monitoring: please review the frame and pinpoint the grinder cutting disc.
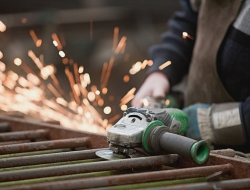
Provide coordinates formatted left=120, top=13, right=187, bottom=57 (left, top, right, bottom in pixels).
left=95, top=149, right=127, bottom=160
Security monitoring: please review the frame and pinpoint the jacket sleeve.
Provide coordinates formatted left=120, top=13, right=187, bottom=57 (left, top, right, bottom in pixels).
left=147, top=0, right=198, bottom=87
left=240, top=96, right=250, bottom=142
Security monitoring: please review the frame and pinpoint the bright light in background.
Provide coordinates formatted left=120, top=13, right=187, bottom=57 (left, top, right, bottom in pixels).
left=88, top=91, right=95, bottom=102
left=27, top=73, right=40, bottom=85
left=78, top=66, right=84, bottom=73
left=41, top=65, right=55, bottom=79
left=104, top=106, right=111, bottom=114
left=95, top=90, right=100, bottom=95
left=14, top=58, right=22, bottom=66
left=53, top=40, right=58, bottom=47
left=0, top=21, right=6, bottom=32
left=83, top=73, right=91, bottom=84
left=59, top=51, right=65, bottom=58
left=121, top=104, right=127, bottom=111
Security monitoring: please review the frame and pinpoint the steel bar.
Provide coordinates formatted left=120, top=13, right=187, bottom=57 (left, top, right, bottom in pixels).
left=0, top=122, right=10, bottom=133
left=1, top=164, right=233, bottom=190
left=0, top=148, right=108, bottom=168
left=0, top=130, right=49, bottom=142
left=144, top=178, right=250, bottom=190
left=0, top=140, right=30, bottom=146
left=0, top=137, right=91, bottom=154
left=0, top=154, right=178, bottom=182
left=179, top=153, right=250, bottom=179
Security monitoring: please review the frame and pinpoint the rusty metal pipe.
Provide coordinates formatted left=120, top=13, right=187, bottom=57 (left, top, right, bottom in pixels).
left=1, top=164, right=233, bottom=190
left=0, top=154, right=178, bottom=182
left=0, top=148, right=108, bottom=168
left=0, top=137, right=91, bottom=154
left=0, top=122, right=10, bottom=133
left=0, top=129, right=49, bottom=142
left=145, top=178, right=250, bottom=190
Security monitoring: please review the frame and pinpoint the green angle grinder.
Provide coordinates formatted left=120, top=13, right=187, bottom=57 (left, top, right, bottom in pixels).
left=96, top=107, right=210, bottom=164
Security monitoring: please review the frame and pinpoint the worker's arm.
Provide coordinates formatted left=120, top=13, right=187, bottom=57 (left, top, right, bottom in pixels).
left=132, top=0, right=198, bottom=107
left=183, top=97, right=250, bottom=146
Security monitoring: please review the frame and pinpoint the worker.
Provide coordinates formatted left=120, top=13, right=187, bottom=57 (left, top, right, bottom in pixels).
left=132, top=0, right=250, bottom=148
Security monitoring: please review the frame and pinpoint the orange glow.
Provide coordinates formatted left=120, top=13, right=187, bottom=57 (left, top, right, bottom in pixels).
left=98, top=98, right=104, bottom=106
left=0, top=21, right=6, bottom=32
left=102, top=87, right=108, bottom=94
left=147, top=60, right=153, bottom=66
left=18, top=77, right=28, bottom=87
left=29, top=30, right=41, bottom=47
left=115, top=36, right=127, bottom=54
left=113, top=27, right=119, bottom=51
left=56, top=97, right=68, bottom=106
left=36, top=39, right=42, bottom=47
left=0, top=61, right=6, bottom=72
left=165, top=99, right=170, bottom=106
left=21, top=18, right=27, bottom=24
left=28, top=50, right=43, bottom=69
left=159, top=61, right=171, bottom=70
left=51, top=33, right=63, bottom=50
left=27, top=73, right=40, bottom=85
left=47, top=83, right=61, bottom=98
left=62, top=58, right=68, bottom=64
left=123, top=75, right=130, bottom=83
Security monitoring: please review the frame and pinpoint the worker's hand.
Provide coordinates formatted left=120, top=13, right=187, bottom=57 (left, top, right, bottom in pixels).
left=182, top=103, right=210, bottom=140
left=131, top=72, right=170, bottom=108
left=183, top=102, right=246, bottom=145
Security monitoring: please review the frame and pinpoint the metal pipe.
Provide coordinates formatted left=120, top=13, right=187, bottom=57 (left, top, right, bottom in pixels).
left=0, top=148, right=108, bottom=168
left=0, top=137, right=91, bottom=154
left=0, top=154, right=178, bottom=182
left=0, top=122, right=10, bottom=133
left=1, top=164, right=233, bottom=190
left=145, top=178, right=250, bottom=190
left=0, top=130, right=49, bottom=142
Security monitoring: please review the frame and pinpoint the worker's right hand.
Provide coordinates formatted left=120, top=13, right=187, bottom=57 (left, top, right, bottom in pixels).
left=131, top=72, right=170, bottom=108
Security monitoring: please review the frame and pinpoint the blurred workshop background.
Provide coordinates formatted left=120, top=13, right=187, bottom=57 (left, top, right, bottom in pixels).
left=0, top=0, right=180, bottom=132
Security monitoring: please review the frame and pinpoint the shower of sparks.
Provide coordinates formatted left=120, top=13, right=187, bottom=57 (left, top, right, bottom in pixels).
left=0, top=22, right=158, bottom=134
left=159, top=61, right=171, bottom=70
